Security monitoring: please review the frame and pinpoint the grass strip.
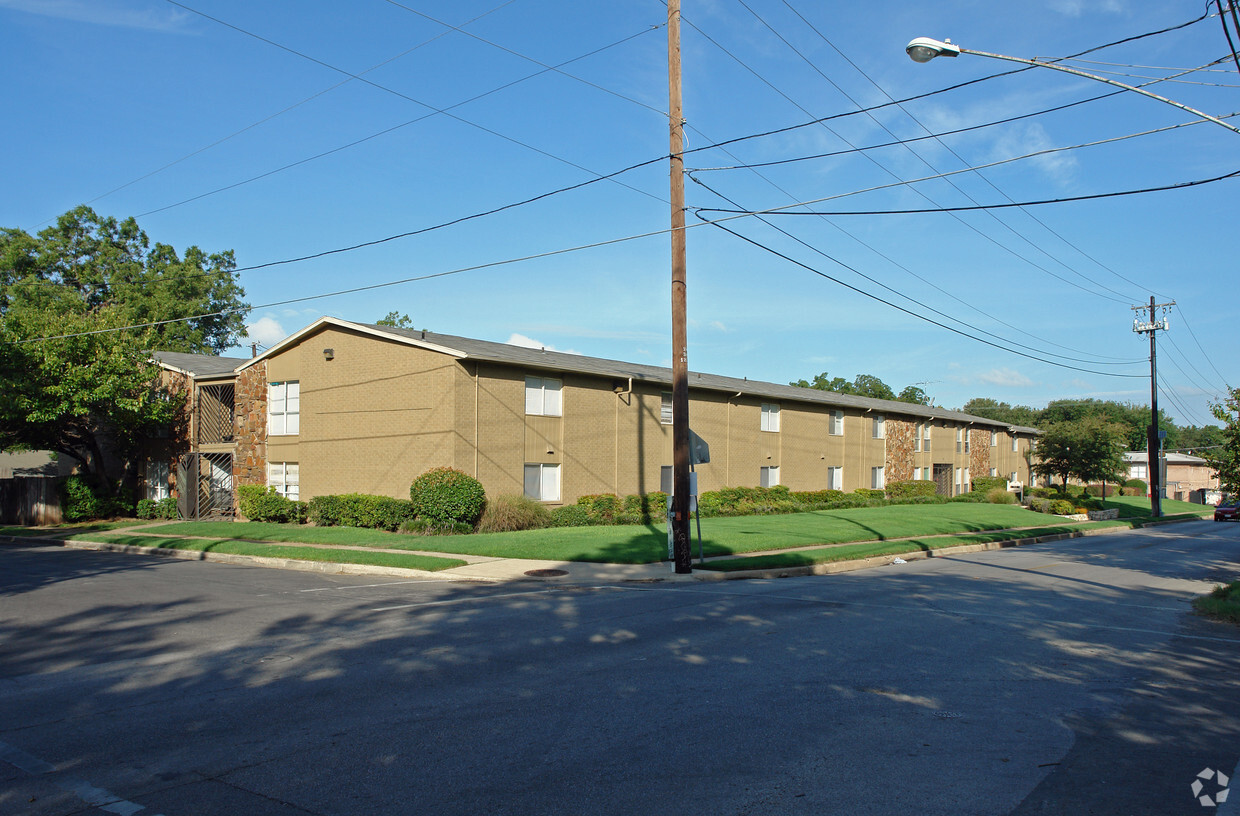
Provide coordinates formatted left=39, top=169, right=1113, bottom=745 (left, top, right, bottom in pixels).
left=1193, top=580, right=1240, bottom=625
left=74, top=534, right=467, bottom=572
left=698, top=520, right=1134, bottom=572
left=0, top=520, right=158, bottom=538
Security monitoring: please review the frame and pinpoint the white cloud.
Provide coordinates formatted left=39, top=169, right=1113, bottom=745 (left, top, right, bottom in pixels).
left=0, top=1, right=193, bottom=31
left=1048, top=0, right=1124, bottom=17
left=506, top=333, right=579, bottom=355
left=245, top=316, right=289, bottom=349
left=977, top=368, right=1036, bottom=387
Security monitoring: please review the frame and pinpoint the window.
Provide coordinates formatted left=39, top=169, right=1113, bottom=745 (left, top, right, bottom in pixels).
left=1012, top=436, right=1019, bottom=452
left=524, top=463, right=561, bottom=501
left=989, top=468, right=997, bottom=477
left=145, top=459, right=170, bottom=501
left=268, top=381, right=300, bottom=435
left=955, top=467, right=963, bottom=493
left=268, top=462, right=299, bottom=500
left=964, top=431, right=971, bottom=454
left=872, top=415, right=885, bottom=439
left=914, top=424, right=923, bottom=452
left=660, top=392, right=673, bottom=425
left=660, top=465, right=674, bottom=494
left=871, top=466, right=885, bottom=490
left=760, top=465, right=780, bottom=487
left=922, top=467, right=932, bottom=481
left=923, top=423, right=932, bottom=452
left=963, top=467, right=970, bottom=490
left=829, top=410, right=844, bottom=435
left=1009, top=471, right=1018, bottom=483
left=761, top=403, right=780, bottom=432
left=1131, top=463, right=1148, bottom=480
left=955, top=428, right=963, bottom=453
left=990, top=431, right=997, bottom=448
left=827, top=466, right=843, bottom=491
left=525, top=376, right=562, bottom=417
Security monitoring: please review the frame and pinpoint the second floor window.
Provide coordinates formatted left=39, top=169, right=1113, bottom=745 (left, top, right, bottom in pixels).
left=269, top=381, right=299, bottom=435
left=829, top=410, right=844, bottom=435
left=761, top=403, right=780, bottom=432
left=525, top=376, right=562, bottom=416
left=872, top=415, right=885, bottom=439
left=660, top=392, right=673, bottom=425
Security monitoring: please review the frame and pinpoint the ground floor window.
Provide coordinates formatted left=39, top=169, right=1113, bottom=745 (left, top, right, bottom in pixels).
left=145, top=459, right=170, bottom=501
left=828, top=466, right=843, bottom=491
left=760, top=465, right=780, bottom=488
left=871, top=466, right=885, bottom=490
left=268, top=462, right=299, bottom=500
left=524, top=463, right=561, bottom=502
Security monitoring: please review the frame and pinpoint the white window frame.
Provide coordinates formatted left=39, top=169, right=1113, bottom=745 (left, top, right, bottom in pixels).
left=145, top=459, right=170, bottom=501
left=524, top=463, right=561, bottom=502
left=872, top=415, right=885, bottom=439
left=660, top=392, right=673, bottom=425
left=760, top=465, right=780, bottom=487
left=871, top=466, right=885, bottom=490
left=924, top=423, right=932, bottom=452
left=761, top=403, right=781, bottom=433
left=525, top=376, right=562, bottom=417
left=956, top=428, right=963, bottom=453
left=914, top=423, right=923, bottom=453
left=827, top=466, right=843, bottom=491
left=268, top=381, right=300, bottom=436
left=268, top=462, right=299, bottom=500
left=1011, top=436, right=1019, bottom=452
left=991, top=431, right=997, bottom=448
left=829, top=410, right=844, bottom=436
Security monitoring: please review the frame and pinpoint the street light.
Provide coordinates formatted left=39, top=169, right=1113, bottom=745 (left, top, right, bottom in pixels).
left=908, top=37, right=1231, bottom=519
left=905, top=37, right=1240, bottom=136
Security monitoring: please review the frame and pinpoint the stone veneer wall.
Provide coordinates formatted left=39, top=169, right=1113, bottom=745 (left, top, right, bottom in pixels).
left=886, top=418, right=916, bottom=483
left=970, top=428, right=991, bottom=487
left=233, top=361, right=268, bottom=491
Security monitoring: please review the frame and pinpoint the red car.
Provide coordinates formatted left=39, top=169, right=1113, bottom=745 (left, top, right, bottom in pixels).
left=1215, top=501, right=1240, bottom=522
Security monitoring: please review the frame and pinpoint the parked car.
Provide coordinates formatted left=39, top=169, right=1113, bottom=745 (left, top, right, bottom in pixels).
left=1215, top=500, right=1240, bottom=522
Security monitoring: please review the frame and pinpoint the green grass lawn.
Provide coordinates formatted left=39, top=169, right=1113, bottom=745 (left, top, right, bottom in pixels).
left=1193, top=580, right=1240, bottom=625
left=142, top=503, right=1099, bottom=564
left=72, top=533, right=468, bottom=572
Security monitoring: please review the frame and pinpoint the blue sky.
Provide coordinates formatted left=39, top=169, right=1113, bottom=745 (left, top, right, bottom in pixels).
left=2, top=0, right=1236, bottom=428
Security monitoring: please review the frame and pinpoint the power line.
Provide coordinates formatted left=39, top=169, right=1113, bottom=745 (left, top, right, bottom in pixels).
left=695, top=213, right=1146, bottom=379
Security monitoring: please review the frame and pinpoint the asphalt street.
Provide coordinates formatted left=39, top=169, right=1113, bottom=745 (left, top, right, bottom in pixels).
left=2, top=519, right=1238, bottom=815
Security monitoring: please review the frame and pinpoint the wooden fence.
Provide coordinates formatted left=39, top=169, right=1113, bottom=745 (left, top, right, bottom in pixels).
left=0, top=477, right=62, bottom=526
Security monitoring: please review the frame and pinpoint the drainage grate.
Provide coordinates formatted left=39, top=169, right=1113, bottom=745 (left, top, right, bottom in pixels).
left=524, top=568, right=569, bottom=578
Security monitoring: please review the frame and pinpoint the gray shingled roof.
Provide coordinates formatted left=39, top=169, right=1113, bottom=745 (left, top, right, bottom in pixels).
left=152, top=351, right=247, bottom=378
left=361, top=323, right=1039, bottom=434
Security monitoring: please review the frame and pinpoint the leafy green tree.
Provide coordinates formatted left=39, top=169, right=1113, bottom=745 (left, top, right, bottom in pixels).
left=790, top=372, right=851, bottom=392
left=961, top=398, right=1039, bottom=427
left=897, top=385, right=929, bottom=406
left=790, top=371, right=898, bottom=401
left=1031, top=417, right=1127, bottom=492
left=1203, top=388, right=1240, bottom=496
left=377, top=311, right=414, bottom=329
left=0, top=206, right=248, bottom=494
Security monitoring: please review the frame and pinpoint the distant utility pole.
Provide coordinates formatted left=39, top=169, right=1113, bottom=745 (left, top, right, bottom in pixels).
left=1132, top=296, right=1174, bottom=518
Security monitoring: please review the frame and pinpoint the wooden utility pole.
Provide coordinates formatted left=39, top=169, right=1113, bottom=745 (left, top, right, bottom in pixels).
left=1133, top=296, right=1174, bottom=518
left=668, top=0, right=691, bottom=573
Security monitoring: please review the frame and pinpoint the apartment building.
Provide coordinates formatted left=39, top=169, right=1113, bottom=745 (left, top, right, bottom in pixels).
left=152, top=317, right=1038, bottom=513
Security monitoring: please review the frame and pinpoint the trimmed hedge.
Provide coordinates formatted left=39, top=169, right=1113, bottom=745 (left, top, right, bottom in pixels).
left=238, top=485, right=307, bottom=524
left=308, top=493, right=413, bottom=530
left=409, top=467, right=486, bottom=526
left=136, top=496, right=178, bottom=520
left=971, top=476, right=1008, bottom=494
left=886, top=480, right=937, bottom=500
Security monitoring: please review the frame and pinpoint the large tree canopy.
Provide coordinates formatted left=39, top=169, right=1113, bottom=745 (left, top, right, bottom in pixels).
left=791, top=371, right=929, bottom=404
left=1031, top=417, right=1128, bottom=491
left=0, top=206, right=249, bottom=492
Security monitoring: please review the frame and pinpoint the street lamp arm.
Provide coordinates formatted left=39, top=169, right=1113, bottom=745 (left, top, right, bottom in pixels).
left=907, top=37, right=1240, bottom=136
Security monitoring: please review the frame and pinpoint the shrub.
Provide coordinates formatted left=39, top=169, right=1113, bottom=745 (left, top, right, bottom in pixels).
left=155, top=496, right=178, bottom=519
left=853, top=488, right=886, bottom=500
left=886, top=480, right=937, bottom=501
left=1029, top=497, right=1052, bottom=514
left=791, top=489, right=846, bottom=504
left=986, top=487, right=1017, bottom=504
left=550, top=504, right=592, bottom=527
left=307, top=493, right=412, bottom=530
left=409, top=467, right=486, bottom=526
left=136, top=499, right=157, bottom=519
left=477, top=494, right=552, bottom=533
left=238, top=484, right=307, bottom=524
left=577, top=493, right=621, bottom=524
left=60, top=476, right=113, bottom=522
left=1125, top=479, right=1148, bottom=495
left=949, top=491, right=986, bottom=503
left=1051, top=499, right=1076, bottom=515
left=1029, top=486, right=1056, bottom=499
left=972, top=476, right=1009, bottom=494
